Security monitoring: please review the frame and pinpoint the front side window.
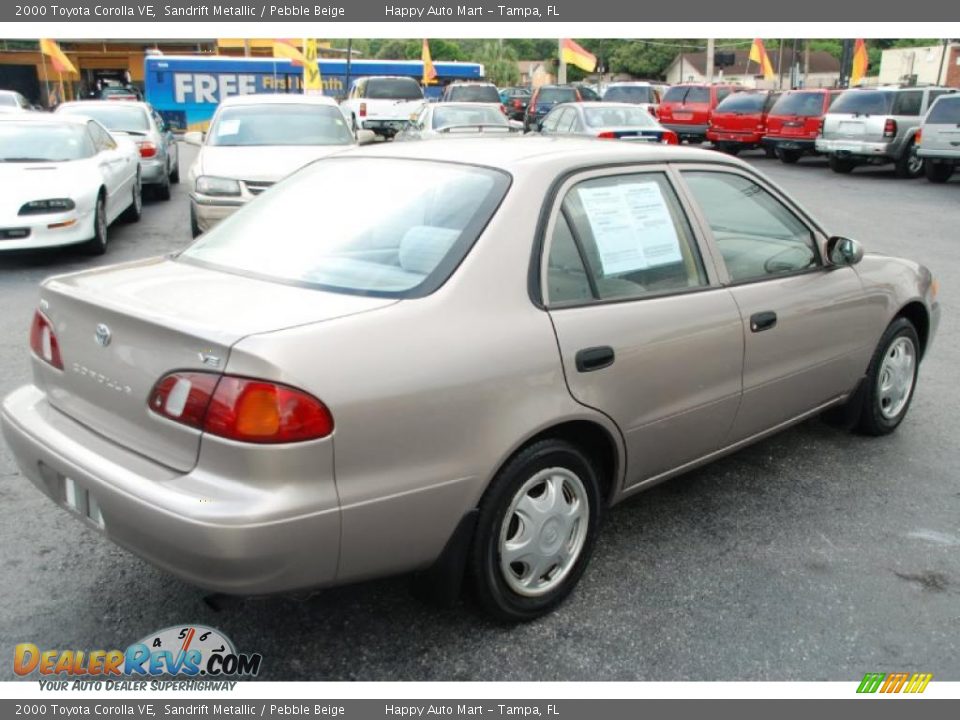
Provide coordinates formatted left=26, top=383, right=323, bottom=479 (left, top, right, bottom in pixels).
left=546, top=173, right=708, bottom=305
left=682, top=171, right=819, bottom=283
left=181, top=159, right=510, bottom=297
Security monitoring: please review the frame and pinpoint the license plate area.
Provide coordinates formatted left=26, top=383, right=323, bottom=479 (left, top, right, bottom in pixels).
left=42, top=463, right=106, bottom=530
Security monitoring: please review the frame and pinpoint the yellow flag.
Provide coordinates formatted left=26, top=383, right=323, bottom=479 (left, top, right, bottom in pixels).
left=561, top=39, right=597, bottom=73
left=303, top=38, right=323, bottom=95
left=273, top=39, right=309, bottom=67
left=851, top=39, right=869, bottom=85
left=422, top=39, right=437, bottom=84
left=748, top=39, right=776, bottom=81
left=39, top=39, right=77, bottom=76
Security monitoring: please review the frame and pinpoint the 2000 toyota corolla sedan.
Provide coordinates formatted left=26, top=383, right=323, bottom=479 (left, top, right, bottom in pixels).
left=1, top=138, right=940, bottom=621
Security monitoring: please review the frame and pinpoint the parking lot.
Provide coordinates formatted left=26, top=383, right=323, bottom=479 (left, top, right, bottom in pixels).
left=1, top=142, right=958, bottom=681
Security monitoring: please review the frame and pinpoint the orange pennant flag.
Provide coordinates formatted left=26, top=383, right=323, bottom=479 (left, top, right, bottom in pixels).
left=273, top=39, right=309, bottom=67
left=748, top=38, right=776, bottom=81
left=39, top=39, right=77, bottom=76
left=851, top=39, right=869, bottom=85
left=422, top=39, right=437, bottom=84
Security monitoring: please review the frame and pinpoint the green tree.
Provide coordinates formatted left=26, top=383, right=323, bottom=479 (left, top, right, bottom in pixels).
left=476, top=41, right=520, bottom=86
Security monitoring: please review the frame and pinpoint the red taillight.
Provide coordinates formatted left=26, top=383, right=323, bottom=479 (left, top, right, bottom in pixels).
left=29, top=310, right=63, bottom=370
left=916, top=129, right=922, bottom=146
left=596, top=131, right=617, bottom=139
left=148, top=372, right=334, bottom=444
left=884, top=118, right=897, bottom=138
left=513, top=99, right=522, bottom=109
left=138, top=141, right=157, bottom=158
left=359, top=102, right=367, bottom=118
left=661, top=130, right=679, bottom=145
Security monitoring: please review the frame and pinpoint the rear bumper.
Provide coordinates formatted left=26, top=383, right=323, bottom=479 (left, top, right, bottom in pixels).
left=816, top=137, right=897, bottom=159
left=764, top=137, right=818, bottom=152
left=360, top=119, right=409, bottom=136
left=139, top=158, right=167, bottom=185
left=0, top=384, right=341, bottom=595
left=707, top=129, right=763, bottom=145
left=662, top=123, right=708, bottom=140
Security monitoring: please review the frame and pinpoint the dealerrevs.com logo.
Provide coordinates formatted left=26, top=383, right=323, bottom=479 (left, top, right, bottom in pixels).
left=14, top=625, right=262, bottom=690
left=857, top=672, right=933, bottom=694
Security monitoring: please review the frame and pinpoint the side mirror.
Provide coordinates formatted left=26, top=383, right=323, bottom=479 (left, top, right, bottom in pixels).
left=355, top=129, right=377, bottom=146
left=183, top=131, right=203, bottom=146
left=827, top=236, right=864, bottom=266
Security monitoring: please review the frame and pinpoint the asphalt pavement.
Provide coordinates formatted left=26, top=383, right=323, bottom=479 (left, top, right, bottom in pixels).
left=0, top=144, right=958, bottom=681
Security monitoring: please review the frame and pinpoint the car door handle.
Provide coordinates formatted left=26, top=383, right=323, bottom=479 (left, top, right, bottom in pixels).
left=575, top=346, right=615, bottom=373
left=750, top=311, right=778, bottom=333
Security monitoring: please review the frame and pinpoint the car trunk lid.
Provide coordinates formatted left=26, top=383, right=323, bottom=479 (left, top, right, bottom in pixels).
left=35, top=257, right=396, bottom=471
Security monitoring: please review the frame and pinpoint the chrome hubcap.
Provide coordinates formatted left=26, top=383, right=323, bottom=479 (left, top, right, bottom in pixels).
left=498, top=467, right=589, bottom=597
left=878, top=336, right=915, bottom=419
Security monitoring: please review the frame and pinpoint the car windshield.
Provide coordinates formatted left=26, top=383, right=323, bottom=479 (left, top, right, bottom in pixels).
left=830, top=90, right=894, bottom=115
left=180, top=159, right=510, bottom=297
left=447, top=85, right=500, bottom=102
left=58, top=104, right=150, bottom=132
left=537, top=88, right=577, bottom=103
left=583, top=106, right=658, bottom=128
left=770, top=92, right=825, bottom=117
left=602, top=86, right=656, bottom=104
left=0, top=122, right=94, bottom=162
left=432, top=105, right=508, bottom=129
left=715, top=93, right=766, bottom=113
left=207, top=104, right=354, bottom=147
left=366, top=79, right=423, bottom=100
left=926, top=96, right=960, bottom=124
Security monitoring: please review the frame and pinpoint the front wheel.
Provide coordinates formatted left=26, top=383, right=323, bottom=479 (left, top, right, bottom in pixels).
left=855, top=318, right=920, bottom=436
left=925, top=161, right=954, bottom=184
left=84, top=194, right=108, bottom=255
left=469, top=439, right=601, bottom=621
left=120, top=174, right=142, bottom=223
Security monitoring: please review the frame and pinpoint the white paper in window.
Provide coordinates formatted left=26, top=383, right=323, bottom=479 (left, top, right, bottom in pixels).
left=578, top=182, right=683, bottom=276
left=217, top=119, right=240, bottom=136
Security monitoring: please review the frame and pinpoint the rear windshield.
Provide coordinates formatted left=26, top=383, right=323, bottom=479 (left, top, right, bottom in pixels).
left=829, top=90, right=894, bottom=116
left=366, top=78, right=424, bottom=100
left=664, top=86, right=709, bottom=104
left=602, top=86, right=657, bottom=104
left=770, top=92, right=826, bottom=117
left=432, top=105, right=508, bottom=129
left=58, top=104, right=150, bottom=132
left=207, top=104, right=353, bottom=147
left=715, top=93, right=765, bottom=113
left=180, top=159, right=510, bottom=298
left=447, top=85, right=500, bottom=103
left=926, top=96, right=960, bottom=124
left=583, top=106, right=658, bottom=128
left=537, top=88, right=577, bottom=103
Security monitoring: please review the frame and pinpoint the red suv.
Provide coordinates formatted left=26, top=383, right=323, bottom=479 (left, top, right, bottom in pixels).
left=659, top=84, right=741, bottom=143
left=706, top=90, right=781, bottom=155
left=763, top=89, right=843, bottom=164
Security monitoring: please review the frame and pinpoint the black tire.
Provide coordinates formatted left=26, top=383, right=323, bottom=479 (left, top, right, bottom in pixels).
left=189, top=204, right=202, bottom=239
left=763, top=145, right=777, bottom=158
left=855, top=318, right=921, bottom=437
left=84, top=193, right=108, bottom=255
left=169, top=161, right=180, bottom=184
left=154, top=173, right=172, bottom=201
left=829, top=155, right=855, bottom=174
left=894, top=140, right=924, bottom=179
left=351, top=114, right=359, bottom=133
left=925, top=161, right=954, bottom=184
left=120, top=173, right=142, bottom=223
left=777, top=148, right=801, bottom=164
left=469, top=439, right=602, bottom=622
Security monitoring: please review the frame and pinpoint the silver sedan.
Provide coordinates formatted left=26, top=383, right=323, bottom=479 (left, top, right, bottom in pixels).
left=397, top=102, right=521, bottom=140
left=539, top=101, right=678, bottom=144
left=1, top=138, right=939, bottom=621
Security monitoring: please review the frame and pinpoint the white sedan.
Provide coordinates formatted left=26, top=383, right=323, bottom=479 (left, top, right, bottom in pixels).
left=0, top=114, right=141, bottom=254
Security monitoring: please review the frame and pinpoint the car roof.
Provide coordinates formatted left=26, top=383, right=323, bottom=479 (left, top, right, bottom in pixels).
left=0, top=112, right=90, bottom=125
left=346, top=136, right=735, bottom=173
left=447, top=81, right=497, bottom=86
left=606, top=82, right=654, bottom=87
left=217, top=93, right=339, bottom=107
left=56, top=100, right=151, bottom=111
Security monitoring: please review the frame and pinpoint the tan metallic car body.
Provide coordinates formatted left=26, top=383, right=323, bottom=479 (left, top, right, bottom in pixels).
left=1, top=139, right=940, bottom=620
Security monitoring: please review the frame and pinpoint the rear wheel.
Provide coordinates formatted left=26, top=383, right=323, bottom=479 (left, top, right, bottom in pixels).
left=925, top=161, right=954, bottom=184
left=84, top=194, right=108, bottom=256
left=777, top=148, right=801, bottom=164
left=763, top=144, right=777, bottom=158
left=169, top=160, right=180, bottom=184
left=829, top=155, right=855, bottom=174
left=894, top=140, right=924, bottom=179
left=469, top=439, right=601, bottom=621
left=855, top=318, right=920, bottom=436
left=155, top=173, right=172, bottom=201
left=120, top=173, right=142, bottom=223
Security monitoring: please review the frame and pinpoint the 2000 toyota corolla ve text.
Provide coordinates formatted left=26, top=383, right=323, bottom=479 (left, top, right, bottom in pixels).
left=1, top=138, right=940, bottom=621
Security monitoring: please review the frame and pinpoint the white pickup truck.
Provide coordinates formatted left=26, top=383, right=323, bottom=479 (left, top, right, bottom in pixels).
left=340, top=76, right=427, bottom=139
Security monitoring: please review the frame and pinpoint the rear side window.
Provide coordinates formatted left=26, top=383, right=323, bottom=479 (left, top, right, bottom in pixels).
left=893, top=91, right=923, bottom=117
left=546, top=173, right=708, bottom=305
left=770, top=92, right=826, bottom=117
left=830, top=90, right=894, bottom=115
left=926, top=96, right=960, bottom=124
left=365, top=78, right=423, bottom=100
